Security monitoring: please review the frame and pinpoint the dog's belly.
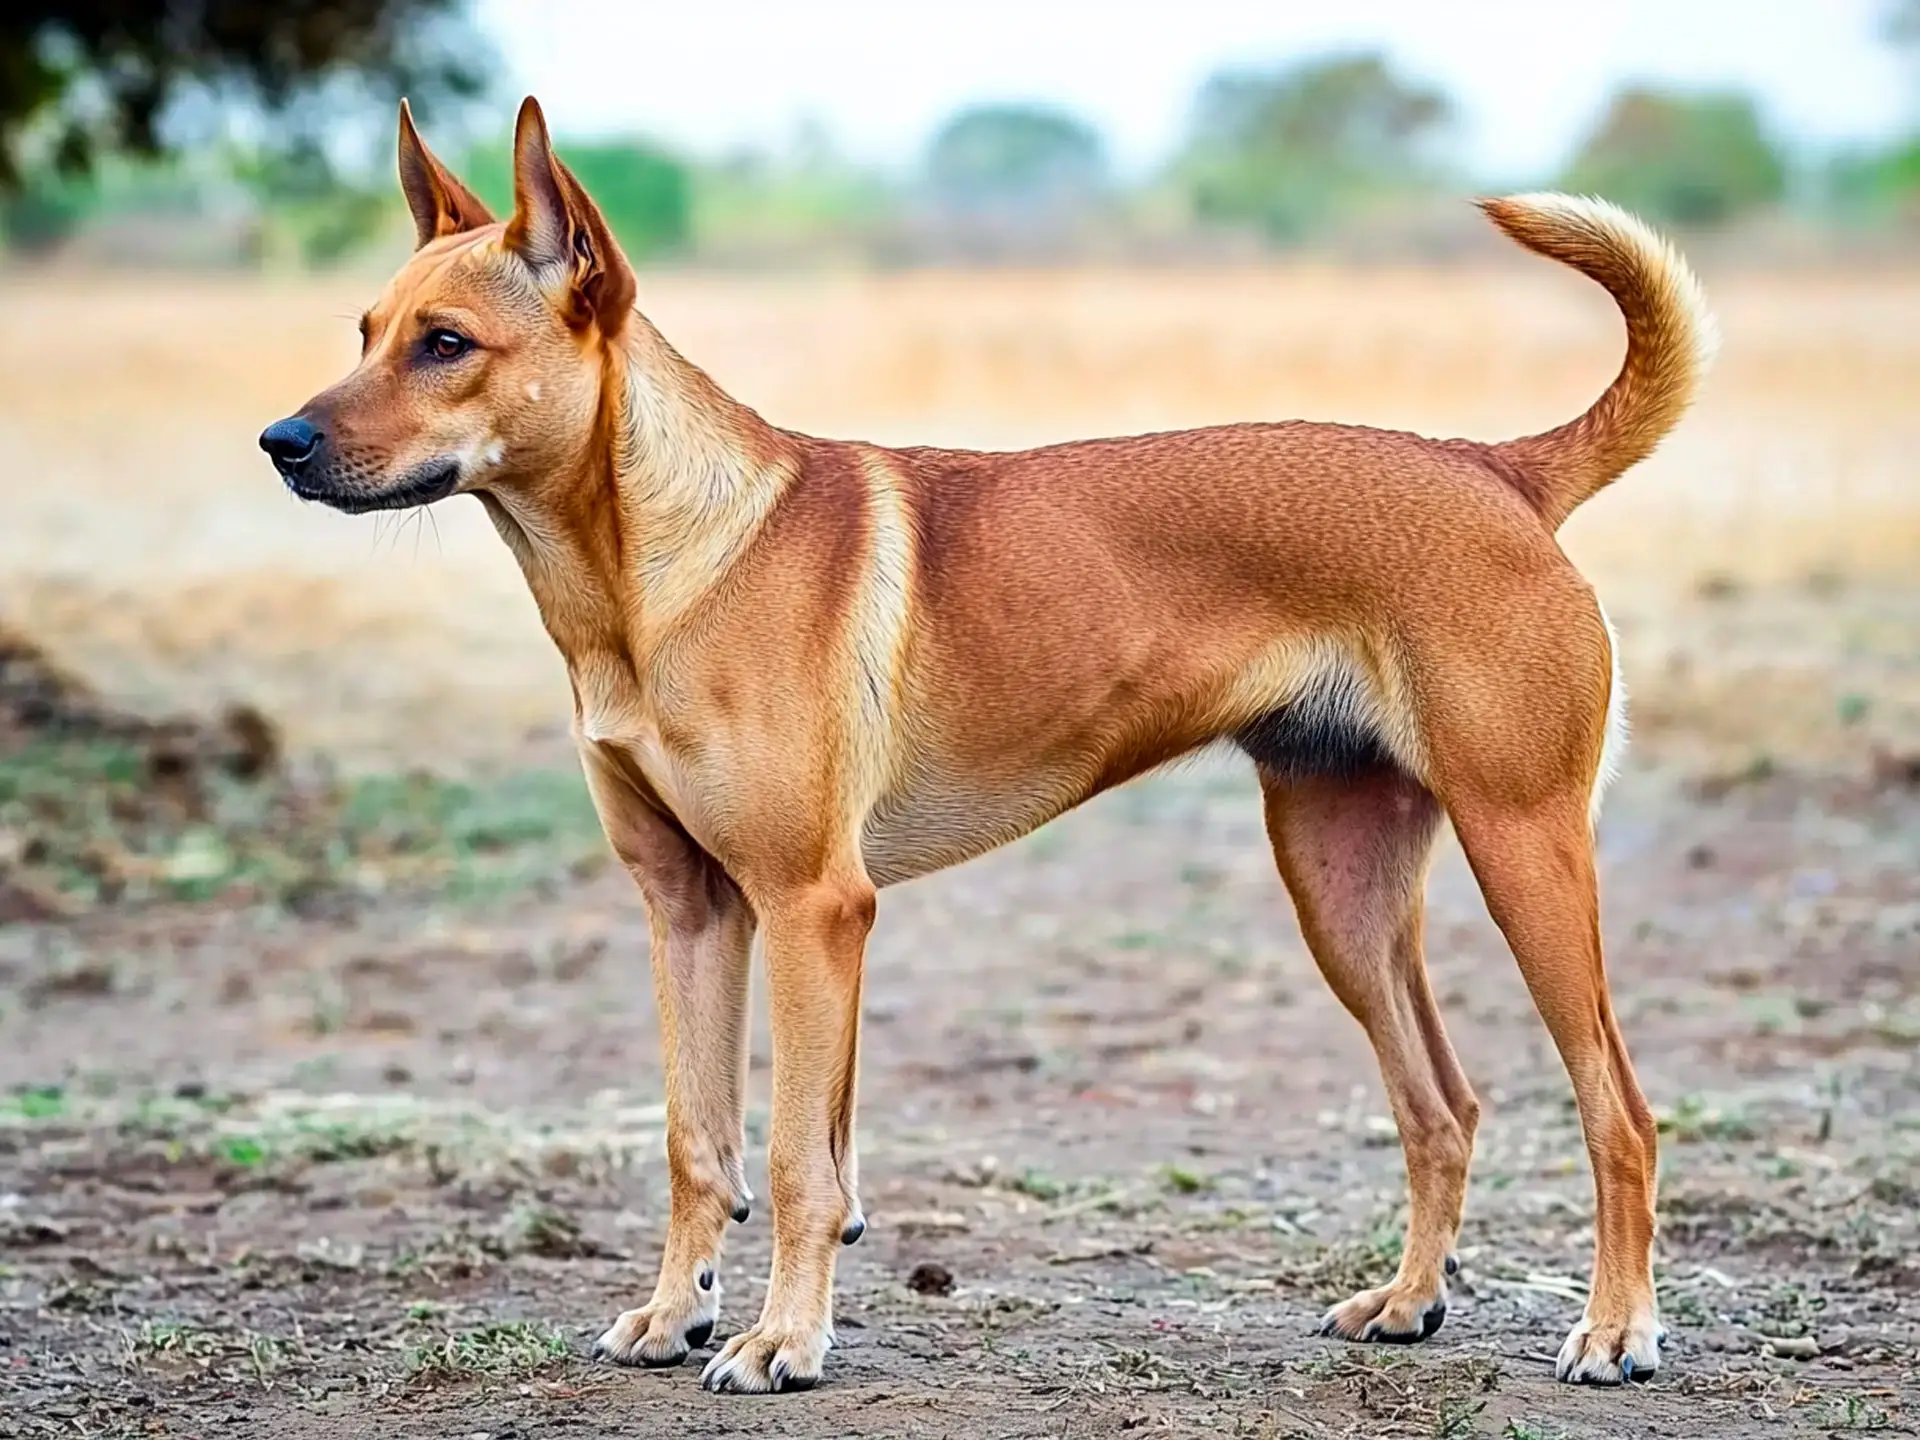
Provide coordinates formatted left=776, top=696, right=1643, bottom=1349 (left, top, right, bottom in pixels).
left=859, top=772, right=1078, bottom=888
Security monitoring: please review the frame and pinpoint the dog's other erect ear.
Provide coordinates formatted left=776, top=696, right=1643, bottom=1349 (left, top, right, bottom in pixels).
left=397, top=99, right=495, bottom=247
left=503, top=96, right=637, bottom=336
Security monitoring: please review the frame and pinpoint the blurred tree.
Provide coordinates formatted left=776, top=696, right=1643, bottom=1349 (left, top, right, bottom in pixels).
left=1175, top=52, right=1451, bottom=241
left=1560, top=87, right=1787, bottom=227
left=0, top=3, right=488, bottom=256
left=465, top=138, right=691, bottom=260
left=925, top=103, right=1107, bottom=210
left=1892, top=0, right=1920, bottom=48
left=1821, top=1, right=1920, bottom=221
left=0, top=3, right=487, bottom=188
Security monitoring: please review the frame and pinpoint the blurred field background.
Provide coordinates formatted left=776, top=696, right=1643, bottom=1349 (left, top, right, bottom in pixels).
left=1, top=3, right=1916, bottom=804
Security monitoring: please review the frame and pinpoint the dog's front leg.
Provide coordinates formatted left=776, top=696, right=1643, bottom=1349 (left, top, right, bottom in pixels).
left=701, top=874, right=873, bottom=1394
left=582, top=755, right=755, bottom=1370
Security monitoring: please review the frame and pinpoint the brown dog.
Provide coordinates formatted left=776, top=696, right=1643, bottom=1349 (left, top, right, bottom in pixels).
left=261, top=96, right=1714, bottom=1393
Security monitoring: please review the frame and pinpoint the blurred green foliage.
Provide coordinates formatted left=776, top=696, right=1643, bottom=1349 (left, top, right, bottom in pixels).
left=1826, top=140, right=1920, bottom=221
left=926, top=103, right=1107, bottom=207
left=0, top=0, right=485, bottom=257
left=465, top=136, right=692, bottom=261
left=1174, top=52, right=1451, bottom=240
left=0, top=167, right=95, bottom=252
left=691, top=151, right=892, bottom=260
left=1559, top=87, right=1788, bottom=227
left=231, top=140, right=393, bottom=266
left=0, top=2, right=487, bottom=189
left=7, top=15, right=1920, bottom=265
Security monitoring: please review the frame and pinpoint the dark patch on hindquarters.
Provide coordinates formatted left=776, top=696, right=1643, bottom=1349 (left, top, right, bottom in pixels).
left=1235, top=668, right=1395, bottom=781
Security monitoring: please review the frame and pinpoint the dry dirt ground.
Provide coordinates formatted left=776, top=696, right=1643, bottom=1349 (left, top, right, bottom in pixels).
left=2, top=755, right=1917, bottom=1439
left=2, top=264, right=1918, bottom=1438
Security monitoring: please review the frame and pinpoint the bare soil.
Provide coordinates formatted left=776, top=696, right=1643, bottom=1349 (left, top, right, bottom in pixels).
left=3, top=744, right=1917, bottom=1438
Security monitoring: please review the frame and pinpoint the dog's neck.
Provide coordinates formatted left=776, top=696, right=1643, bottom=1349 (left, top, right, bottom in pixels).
left=479, top=310, right=792, bottom=684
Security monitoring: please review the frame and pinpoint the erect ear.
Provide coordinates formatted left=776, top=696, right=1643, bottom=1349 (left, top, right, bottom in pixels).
left=397, top=98, right=495, bottom=247
left=503, top=96, right=637, bottom=335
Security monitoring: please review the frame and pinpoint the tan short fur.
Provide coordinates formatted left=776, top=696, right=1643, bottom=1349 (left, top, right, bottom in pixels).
left=263, top=98, right=1716, bottom=1394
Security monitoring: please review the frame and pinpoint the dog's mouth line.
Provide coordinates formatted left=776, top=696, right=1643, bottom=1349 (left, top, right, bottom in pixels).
left=286, top=460, right=462, bottom=514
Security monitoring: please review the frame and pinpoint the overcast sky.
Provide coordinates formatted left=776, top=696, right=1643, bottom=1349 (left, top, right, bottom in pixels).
left=469, top=0, right=1912, bottom=182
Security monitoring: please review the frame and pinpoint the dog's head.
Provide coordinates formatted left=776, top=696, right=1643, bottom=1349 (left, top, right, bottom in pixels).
left=260, top=97, right=635, bottom=513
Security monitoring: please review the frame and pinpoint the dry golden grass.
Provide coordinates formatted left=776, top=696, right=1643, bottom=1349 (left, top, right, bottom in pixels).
left=2, top=261, right=1914, bottom=772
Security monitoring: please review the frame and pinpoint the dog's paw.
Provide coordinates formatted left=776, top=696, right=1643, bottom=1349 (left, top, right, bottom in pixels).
left=699, top=1319, right=831, bottom=1394
left=591, top=1272, right=721, bottom=1368
left=1554, top=1308, right=1664, bottom=1385
left=1319, top=1273, right=1450, bottom=1345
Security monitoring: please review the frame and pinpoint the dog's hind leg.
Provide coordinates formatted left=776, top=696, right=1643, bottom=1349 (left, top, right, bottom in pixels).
left=1419, top=583, right=1662, bottom=1384
left=1261, top=763, right=1479, bottom=1344
left=1446, top=789, right=1662, bottom=1383
left=582, top=753, right=755, bottom=1370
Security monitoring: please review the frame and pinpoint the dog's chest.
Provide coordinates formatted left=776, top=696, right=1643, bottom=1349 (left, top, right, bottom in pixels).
left=572, top=666, right=699, bottom=820
left=860, top=769, right=1080, bottom=887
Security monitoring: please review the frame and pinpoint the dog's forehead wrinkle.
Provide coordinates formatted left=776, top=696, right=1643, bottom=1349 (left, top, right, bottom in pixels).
left=377, top=242, right=499, bottom=323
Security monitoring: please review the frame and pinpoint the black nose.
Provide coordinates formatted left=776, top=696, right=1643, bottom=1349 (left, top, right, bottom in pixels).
left=259, top=416, right=322, bottom=470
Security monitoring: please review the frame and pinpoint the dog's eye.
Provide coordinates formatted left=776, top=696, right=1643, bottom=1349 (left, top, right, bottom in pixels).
left=424, top=329, right=472, bottom=361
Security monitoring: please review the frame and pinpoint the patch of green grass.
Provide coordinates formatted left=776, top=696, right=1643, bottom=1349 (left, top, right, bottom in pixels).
left=1005, top=1167, right=1068, bottom=1202
left=1819, top=1393, right=1894, bottom=1431
left=244, top=1333, right=289, bottom=1381
left=2, top=1085, right=67, bottom=1121
left=284, top=1117, right=412, bottom=1163
left=1159, top=1163, right=1214, bottom=1195
left=335, top=768, right=607, bottom=902
left=131, top=1320, right=222, bottom=1361
left=1437, top=1397, right=1491, bottom=1439
left=215, top=1135, right=270, bottom=1168
left=1661, top=1287, right=1713, bottom=1327
left=1656, top=1094, right=1757, bottom=1144
left=122, top=1319, right=295, bottom=1384
left=0, top=726, right=607, bottom=915
left=405, top=1321, right=571, bottom=1381
left=1753, top=1280, right=1827, bottom=1339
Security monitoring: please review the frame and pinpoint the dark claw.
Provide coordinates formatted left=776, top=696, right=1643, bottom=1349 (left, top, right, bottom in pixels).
left=1364, top=1322, right=1425, bottom=1345
left=683, top=1320, right=714, bottom=1351
left=590, top=1339, right=610, bottom=1362
left=698, top=1264, right=715, bottom=1291
left=1656, top=1326, right=1669, bottom=1346
left=1316, top=1313, right=1340, bottom=1337
left=730, top=1199, right=752, bottom=1224
left=1620, top=1354, right=1635, bottom=1381
left=770, top=1358, right=817, bottom=1392
left=840, top=1216, right=866, bottom=1246
left=1444, top=1253, right=1460, bottom=1277
left=1348, top=1298, right=1445, bottom=1346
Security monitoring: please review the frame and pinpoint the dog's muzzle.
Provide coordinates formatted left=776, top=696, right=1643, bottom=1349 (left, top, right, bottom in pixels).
left=260, top=415, right=462, bottom=514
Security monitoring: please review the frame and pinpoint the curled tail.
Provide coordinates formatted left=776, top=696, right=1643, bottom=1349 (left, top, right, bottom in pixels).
left=1480, top=193, right=1718, bottom=528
